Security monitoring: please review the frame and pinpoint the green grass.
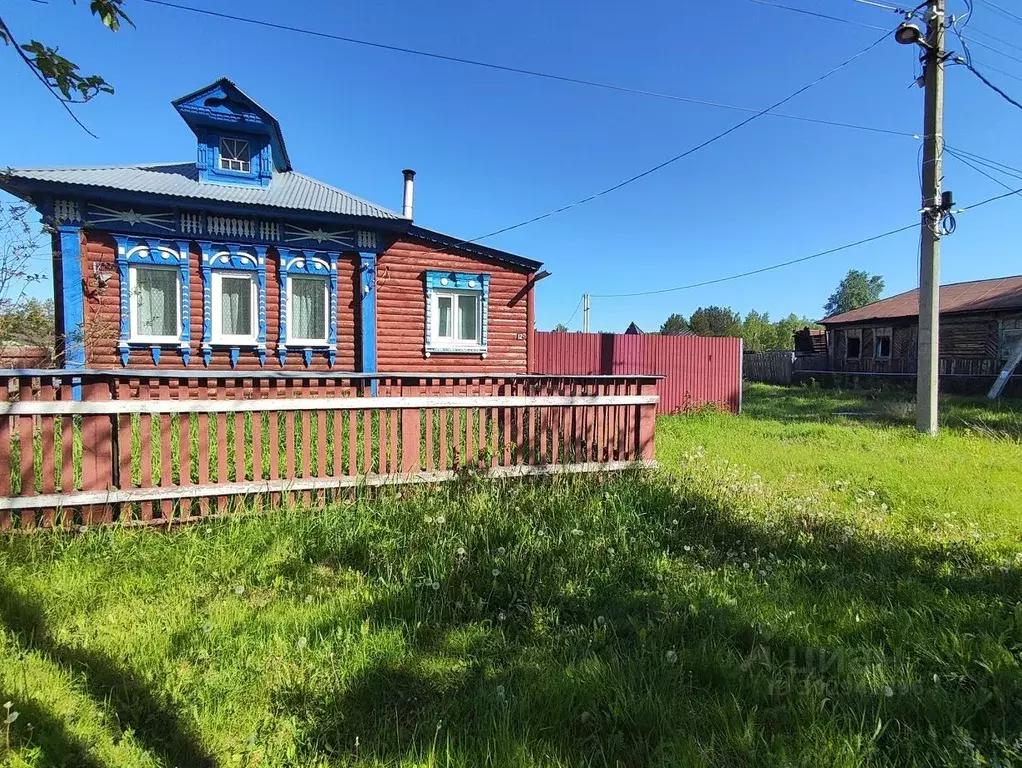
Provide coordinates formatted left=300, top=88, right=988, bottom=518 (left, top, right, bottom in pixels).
left=1, top=384, right=1021, bottom=766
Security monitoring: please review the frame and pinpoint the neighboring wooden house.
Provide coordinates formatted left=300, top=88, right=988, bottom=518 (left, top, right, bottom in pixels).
left=819, top=275, right=1022, bottom=376
left=0, top=79, right=543, bottom=376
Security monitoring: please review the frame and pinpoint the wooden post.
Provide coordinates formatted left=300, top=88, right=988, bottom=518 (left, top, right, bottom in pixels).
left=638, top=380, right=657, bottom=462
left=0, top=377, right=10, bottom=530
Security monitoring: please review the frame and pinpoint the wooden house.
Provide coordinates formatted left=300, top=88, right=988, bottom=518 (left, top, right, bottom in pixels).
left=0, top=78, right=543, bottom=377
left=819, top=275, right=1022, bottom=377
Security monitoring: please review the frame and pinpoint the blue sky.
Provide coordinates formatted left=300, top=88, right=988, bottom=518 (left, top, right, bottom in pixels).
left=3, top=0, right=1021, bottom=332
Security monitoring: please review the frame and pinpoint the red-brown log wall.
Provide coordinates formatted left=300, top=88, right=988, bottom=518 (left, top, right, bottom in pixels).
left=81, top=230, right=359, bottom=370
left=375, top=238, right=533, bottom=373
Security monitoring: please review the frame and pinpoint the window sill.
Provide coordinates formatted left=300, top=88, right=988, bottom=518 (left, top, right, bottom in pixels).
left=210, top=339, right=260, bottom=347
left=287, top=341, right=332, bottom=349
left=426, top=345, right=488, bottom=356
left=125, top=338, right=183, bottom=347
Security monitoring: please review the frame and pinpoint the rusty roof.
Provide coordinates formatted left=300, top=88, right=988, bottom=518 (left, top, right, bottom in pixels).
left=820, top=275, right=1022, bottom=325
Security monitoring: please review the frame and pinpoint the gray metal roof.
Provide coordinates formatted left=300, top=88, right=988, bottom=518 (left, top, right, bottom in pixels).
left=1, top=162, right=403, bottom=220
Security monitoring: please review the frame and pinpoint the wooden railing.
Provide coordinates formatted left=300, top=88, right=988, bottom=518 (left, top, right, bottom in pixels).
left=0, top=370, right=659, bottom=528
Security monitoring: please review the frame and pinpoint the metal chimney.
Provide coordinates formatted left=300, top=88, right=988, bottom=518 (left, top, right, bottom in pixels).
left=402, top=169, right=416, bottom=220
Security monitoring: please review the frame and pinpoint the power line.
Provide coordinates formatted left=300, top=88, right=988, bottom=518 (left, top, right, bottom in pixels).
left=949, top=11, right=1022, bottom=111
left=138, top=0, right=913, bottom=140
left=590, top=223, right=919, bottom=298
left=960, top=61, right=1022, bottom=109
left=962, top=37, right=1022, bottom=65
left=975, top=0, right=1022, bottom=25
left=946, top=147, right=1022, bottom=193
left=944, top=145, right=1022, bottom=177
left=419, top=30, right=893, bottom=252
left=558, top=296, right=584, bottom=330
left=588, top=180, right=1022, bottom=300
left=968, top=26, right=1022, bottom=56
left=746, top=0, right=890, bottom=29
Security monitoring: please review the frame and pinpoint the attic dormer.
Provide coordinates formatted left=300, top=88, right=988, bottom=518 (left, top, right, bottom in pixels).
left=172, top=78, right=291, bottom=188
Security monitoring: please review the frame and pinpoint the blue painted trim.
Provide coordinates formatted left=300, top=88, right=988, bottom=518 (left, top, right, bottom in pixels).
left=113, top=235, right=191, bottom=366
left=198, top=241, right=268, bottom=367
left=359, top=252, right=377, bottom=377
left=197, top=129, right=272, bottom=187
left=423, top=270, right=490, bottom=357
left=277, top=247, right=339, bottom=367
left=56, top=225, right=84, bottom=399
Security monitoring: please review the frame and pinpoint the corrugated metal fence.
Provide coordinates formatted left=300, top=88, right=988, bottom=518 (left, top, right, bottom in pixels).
left=533, top=332, right=742, bottom=414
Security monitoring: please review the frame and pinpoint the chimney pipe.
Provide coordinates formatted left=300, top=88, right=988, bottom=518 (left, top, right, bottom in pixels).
left=402, top=169, right=416, bottom=220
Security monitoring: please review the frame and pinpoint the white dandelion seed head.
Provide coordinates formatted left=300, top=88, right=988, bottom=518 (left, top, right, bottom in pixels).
left=665, top=650, right=678, bottom=664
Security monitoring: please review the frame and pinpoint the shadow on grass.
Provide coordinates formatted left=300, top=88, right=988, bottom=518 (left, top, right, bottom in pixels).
left=0, top=685, right=102, bottom=768
left=275, top=475, right=1022, bottom=766
left=0, top=578, right=215, bottom=768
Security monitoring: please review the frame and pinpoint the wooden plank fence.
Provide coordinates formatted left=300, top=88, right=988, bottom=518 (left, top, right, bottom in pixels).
left=0, top=370, right=659, bottom=529
left=742, top=351, right=795, bottom=384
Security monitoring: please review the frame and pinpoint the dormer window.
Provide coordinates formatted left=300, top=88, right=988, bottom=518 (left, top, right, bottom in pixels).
left=219, top=137, right=251, bottom=173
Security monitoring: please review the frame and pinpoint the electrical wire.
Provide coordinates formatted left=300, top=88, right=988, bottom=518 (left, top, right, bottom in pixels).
left=968, top=26, right=1022, bottom=56
left=138, top=0, right=914, bottom=140
left=957, top=59, right=1022, bottom=110
left=949, top=6, right=1022, bottom=112
left=745, top=0, right=889, bottom=29
left=944, top=145, right=1022, bottom=178
left=558, top=296, right=584, bottom=330
left=946, top=146, right=1022, bottom=194
left=975, top=0, right=1022, bottom=25
left=588, top=182, right=1022, bottom=300
left=412, top=30, right=894, bottom=253
left=590, top=224, right=920, bottom=298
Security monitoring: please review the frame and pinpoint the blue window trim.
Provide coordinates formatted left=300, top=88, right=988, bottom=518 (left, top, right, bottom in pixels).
left=113, top=235, right=191, bottom=366
left=197, top=129, right=272, bottom=188
left=277, top=247, right=339, bottom=367
left=424, top=270, right=489, bottom=357
left=198, top=241, right=268, bottom=368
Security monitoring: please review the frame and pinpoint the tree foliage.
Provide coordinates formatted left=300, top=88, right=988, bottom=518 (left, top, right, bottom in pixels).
left=824, top=270, right=884, bottom=317
left=689, top=306, right=742, bottom=338
left=0, top=1, right=131, bottom=133
left=0, top=203, right=49, bottom=352
left=658, top=313, right=690, bottom=336
left=552, top=323, right=569, bottom=333
left=656, top=306, right=817, bottom=350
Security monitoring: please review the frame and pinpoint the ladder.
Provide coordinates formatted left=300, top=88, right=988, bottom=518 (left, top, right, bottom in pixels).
left=988, top=344, right=1022, bottom=400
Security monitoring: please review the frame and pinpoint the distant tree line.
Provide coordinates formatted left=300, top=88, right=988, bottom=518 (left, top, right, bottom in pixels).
left=657, top=308, right=817, bottom=351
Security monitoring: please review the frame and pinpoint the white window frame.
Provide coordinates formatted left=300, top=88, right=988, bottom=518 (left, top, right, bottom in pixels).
left=431, top=290, right=483, bottom=348
left=219, top=137, right=251, bottom=173
left=286, top=275, right=330, bottom=346
left=128, top=264, right=182, bottom=344
left=211, top=271, right=258, bottom=345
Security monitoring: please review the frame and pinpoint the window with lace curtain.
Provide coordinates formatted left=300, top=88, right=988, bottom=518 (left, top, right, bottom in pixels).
left=212, top=272, right=257, bottom=344
left=288, top=275, right=328, bottom=345
left=129, top=265, right=181, bottom=343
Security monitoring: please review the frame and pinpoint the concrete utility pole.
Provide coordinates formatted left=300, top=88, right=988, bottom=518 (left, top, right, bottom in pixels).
left=916, top=0, right=946, bottom=435
left=582, top=293, right=591, bottom=333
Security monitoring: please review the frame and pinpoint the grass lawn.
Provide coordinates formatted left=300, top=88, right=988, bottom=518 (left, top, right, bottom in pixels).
left=1, top=384, right=1020, bottom=766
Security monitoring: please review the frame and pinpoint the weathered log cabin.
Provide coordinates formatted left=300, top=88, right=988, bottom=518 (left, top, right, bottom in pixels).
left=819, top=275, right=1022, bottom=377
left=0, top=78, right=544, bottom=376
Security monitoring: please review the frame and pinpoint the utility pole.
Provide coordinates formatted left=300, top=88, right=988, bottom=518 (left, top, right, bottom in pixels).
left=582, top=293, right=591, bottom=333
left=915, top=0, right=945, bottom=435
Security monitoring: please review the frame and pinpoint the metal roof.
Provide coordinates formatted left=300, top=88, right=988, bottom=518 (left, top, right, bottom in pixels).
left=820, top=275, right=1022, bottom=325
left=1, top=162, right=403, bottom=220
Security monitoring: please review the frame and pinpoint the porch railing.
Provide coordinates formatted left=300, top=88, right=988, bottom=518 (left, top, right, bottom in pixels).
left=0, top=370, right=659, bottom=528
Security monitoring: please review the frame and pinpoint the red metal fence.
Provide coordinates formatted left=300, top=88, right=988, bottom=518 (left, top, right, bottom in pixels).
left=532, top=332, right=742, bottom=414
left=0, top=370, right=658, bottom=529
